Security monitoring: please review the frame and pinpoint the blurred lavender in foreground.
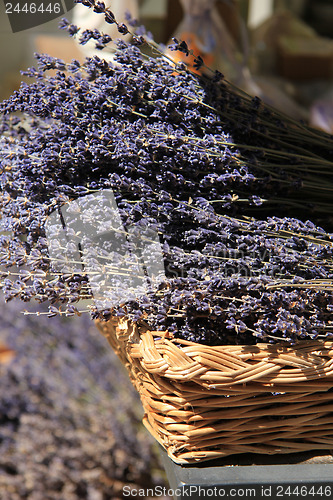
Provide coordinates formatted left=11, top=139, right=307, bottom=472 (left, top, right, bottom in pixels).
left=0, top=298, right=166, bottom=499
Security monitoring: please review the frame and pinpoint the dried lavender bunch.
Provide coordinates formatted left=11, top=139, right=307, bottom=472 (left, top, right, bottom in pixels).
left=1, top=17, right=333, bottom=219
left=0, top=1, right=332, bottom=345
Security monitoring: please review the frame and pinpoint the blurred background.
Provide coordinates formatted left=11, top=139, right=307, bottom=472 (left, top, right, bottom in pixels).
left=0, top=1, right=332, bottom=498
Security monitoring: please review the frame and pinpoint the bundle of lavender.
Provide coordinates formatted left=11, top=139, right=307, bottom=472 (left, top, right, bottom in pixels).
left=0, top=0, right=332, bottom=346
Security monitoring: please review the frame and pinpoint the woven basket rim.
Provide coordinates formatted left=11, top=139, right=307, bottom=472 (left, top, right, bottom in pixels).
left=100, top=316, right=333, bottom=348
left=97, top=318, right=333, bottom=386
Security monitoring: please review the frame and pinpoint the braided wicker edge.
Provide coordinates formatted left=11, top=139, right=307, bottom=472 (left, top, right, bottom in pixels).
left=96, top=318, right=333, bottom=464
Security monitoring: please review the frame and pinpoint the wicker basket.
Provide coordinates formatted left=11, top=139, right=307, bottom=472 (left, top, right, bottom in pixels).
left=96, top=318, right=333, bottom=465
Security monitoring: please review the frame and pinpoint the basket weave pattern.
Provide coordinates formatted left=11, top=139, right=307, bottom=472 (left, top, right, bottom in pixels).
left=96, top=318, right=333, bottom=464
